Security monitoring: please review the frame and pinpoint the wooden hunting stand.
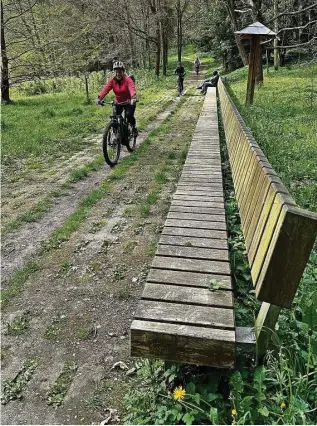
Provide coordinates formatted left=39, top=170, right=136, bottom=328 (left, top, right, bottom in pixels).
left=235, top=22, right=276, bottom=106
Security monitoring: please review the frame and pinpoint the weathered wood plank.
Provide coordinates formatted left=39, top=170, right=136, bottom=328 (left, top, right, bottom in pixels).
left=255, top=206, right=317, bottom=307
left=171, top=200, right=225, bottom=208
left=168, top=212, right=225, bottom=222
left=162, top=226, right=227, bottom=239
left=175, top=191, right=224, bottom=197
left=176, top=185, right=224, bottom=192
left=147, top=268, right=232, bottom=289
left=130, top=320, right=235, bottom=367
left=165, top=218, right=227, bottom=231
left=136, top=300, right=235, bottom=328
left=142, top=282, right=233, bottom=307
left=159, top=234, right=228, bottom=250
left=152, top=255, right=231, bottom=275
left=169, top=205, right=225, bottom=215
left=156, top=244, right=229, bottom=262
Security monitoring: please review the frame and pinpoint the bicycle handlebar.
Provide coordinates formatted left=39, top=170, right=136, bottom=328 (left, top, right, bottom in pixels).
left=100, top=100, right=139, bottom=106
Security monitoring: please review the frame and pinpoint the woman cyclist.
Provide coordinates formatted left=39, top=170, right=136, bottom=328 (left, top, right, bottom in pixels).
left=194, top=57, right=201, bottom=75
left=95, top=61, right=138, bottom=135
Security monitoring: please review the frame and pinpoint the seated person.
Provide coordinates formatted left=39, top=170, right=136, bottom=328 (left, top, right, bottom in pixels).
left=197, top=70, right=219, bottom=95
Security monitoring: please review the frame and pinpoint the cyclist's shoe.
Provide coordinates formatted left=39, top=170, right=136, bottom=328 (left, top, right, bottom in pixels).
left=133, top=127, right=138, bottom=137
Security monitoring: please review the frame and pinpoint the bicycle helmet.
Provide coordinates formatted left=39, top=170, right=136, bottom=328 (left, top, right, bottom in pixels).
left=113, top=61, right=125, bottom=71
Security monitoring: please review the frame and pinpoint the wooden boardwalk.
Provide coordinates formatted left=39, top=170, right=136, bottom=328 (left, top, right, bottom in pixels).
left=130, top=88, right=235, bottom=368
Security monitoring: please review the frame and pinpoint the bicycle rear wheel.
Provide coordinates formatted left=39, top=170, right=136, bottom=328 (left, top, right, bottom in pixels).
left=177, top=78, right=182, bottom=96
left=103, top=123, right=120, bottom=167
left=127, top=124, right=137, bottom=152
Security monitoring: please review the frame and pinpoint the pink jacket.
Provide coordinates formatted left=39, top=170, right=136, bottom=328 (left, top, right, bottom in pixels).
left=98, top=75, right=136, bottom=103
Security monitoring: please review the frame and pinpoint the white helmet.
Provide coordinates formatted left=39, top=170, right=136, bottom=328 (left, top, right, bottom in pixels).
left=113, top=61, right=124, bottom=71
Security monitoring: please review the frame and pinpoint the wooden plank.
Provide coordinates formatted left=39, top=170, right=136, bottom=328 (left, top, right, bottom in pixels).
left=176, top=186, right=219, bottom=191
left=167, top=212, right=225, bottom=222
left=147, top=268, right=232, bottom=289
left=142, top=283, right=233, bottom=307
left=251, top=191, right=295, bottom=282
left=152, top=255, right=231, bottom=275
left=175, top=191, right=224, bottom=197
left=165, top=218, right=227, bottom=231
left=171, top=200, right=224, bottom=208
left=169, top=205, right=225, bottom=215
left=158, top=234, right=228, bottom=249
left=162, top=226, right=227, bottom=239
left=255, top=206, right=317, bottom=307
left=156, top=244, right=229, bottom=262
left=135, top=300, right=235, bottom=329
left=176, top=187, right=224, bottom=193
left=130, top=320, right=235, bottom=367
left=172, top=195, right=224, bottom=203
left=245, top=181, right=277, bottom=252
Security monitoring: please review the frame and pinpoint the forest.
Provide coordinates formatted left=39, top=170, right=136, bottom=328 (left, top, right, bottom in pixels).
left=2, top=0, right=317, bottom=101
left=1, top=1, right=317, bottom=425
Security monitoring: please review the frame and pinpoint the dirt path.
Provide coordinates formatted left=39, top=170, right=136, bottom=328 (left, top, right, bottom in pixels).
left=1, top=91, right=204, bottom=425
left=1, top=96, right=184, bottom=284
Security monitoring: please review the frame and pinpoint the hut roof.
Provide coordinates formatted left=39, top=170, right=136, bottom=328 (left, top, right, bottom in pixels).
left=235, top=21, right=276, bottom=36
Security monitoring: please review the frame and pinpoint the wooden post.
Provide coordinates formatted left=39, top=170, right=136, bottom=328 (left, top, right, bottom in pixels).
left=245, top=35, right=261, bottom=105
left=85, top=72, right=89, bottom=103
left=255, top=302, right=281, bottom=360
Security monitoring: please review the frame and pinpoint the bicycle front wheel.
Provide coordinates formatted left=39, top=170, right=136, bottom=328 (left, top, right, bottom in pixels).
left=103, top=123, right=120, bottom=167
left=127, top=124, right=137, bottom=152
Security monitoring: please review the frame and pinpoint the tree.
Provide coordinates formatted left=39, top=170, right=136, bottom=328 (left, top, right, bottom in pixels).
left=1, top=0, right=10, bottom=102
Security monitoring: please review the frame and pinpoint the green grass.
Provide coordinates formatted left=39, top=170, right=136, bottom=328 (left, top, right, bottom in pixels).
left=224, top=63, right=317, bottom=211
left=6, top=312, right=31, bottom=336
left=2, top=68, right=183, bottom=168
left=1, top=261, right=41, bottom=309
left=46, top=360, right=77, bottom=406
left=1, top=359, right=39, bottom=404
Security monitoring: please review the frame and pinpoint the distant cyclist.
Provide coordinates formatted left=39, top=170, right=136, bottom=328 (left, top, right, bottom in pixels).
left=95, top=61, right=138, bottom=135
left=194, top=57, right=201, bottom=75
left=174, top=61, right=186, bottom=93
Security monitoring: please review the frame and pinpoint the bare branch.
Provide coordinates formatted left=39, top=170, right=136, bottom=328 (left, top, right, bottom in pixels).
left=266, top=37, right=317, bottom=49
left=234, top=8, right=252, bottom=13
left=266, top=3, right=317, bottom=26
left=3, top=0, right=41, bottom=25
left=277, top=20, right=317, bottom=34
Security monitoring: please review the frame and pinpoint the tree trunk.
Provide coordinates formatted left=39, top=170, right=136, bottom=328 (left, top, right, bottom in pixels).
left=226, top=0, right=249, bottom=65
left=161, top=0, right=168, bottom=76
left=177, top=0, right=182, bottom=62
left=155, top=22, right=160, bottom=77
left=249, top=0, right=264, bottom=85
left=124, top=0, right=137, bottom=67
left=1, top=0, right=11, bottom=103
left=273, top=0, right=279, bottom=70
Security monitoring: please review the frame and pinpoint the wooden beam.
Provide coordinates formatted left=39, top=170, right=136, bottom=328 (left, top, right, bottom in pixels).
left=246, top=35, right=261, bottom=105
left=255, top=302, right=281, bottom=359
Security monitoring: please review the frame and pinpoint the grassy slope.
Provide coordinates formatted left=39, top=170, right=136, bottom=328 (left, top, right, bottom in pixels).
left=1, top=45, right=216, bottom=167
left=224, top=63, right=317, bottom=211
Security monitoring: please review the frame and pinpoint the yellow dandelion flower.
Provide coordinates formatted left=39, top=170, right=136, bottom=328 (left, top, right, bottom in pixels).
left=173, top=386, right=186, bottom=401
left=281, top=401, right=286, bottom=409
left=232, top=409, right=237, bottom=416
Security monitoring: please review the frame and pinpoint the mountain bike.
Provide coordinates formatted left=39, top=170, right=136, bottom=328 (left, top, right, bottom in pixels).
left=176, top=75, right=184, bottom=97
left=195, top=65, right=200, bottom=75
left=101, top=101, right=137, bottom=167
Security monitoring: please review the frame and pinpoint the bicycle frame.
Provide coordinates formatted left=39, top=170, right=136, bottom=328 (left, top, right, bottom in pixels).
left=109, top=102, right=129, bottom=145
